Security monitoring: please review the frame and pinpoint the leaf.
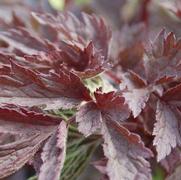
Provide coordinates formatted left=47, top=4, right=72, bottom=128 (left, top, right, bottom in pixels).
left=83, top=76, right=104, bottom=93
left=0, top=12, right=111, bottom=78
left=0, top=104, right=61, bottom=179
left=102, top=120, right=153, bottom=180
left=31, top=12, right=86, bottom=47
left=0, top=61, right=90, bottom=110
left=76, top=91, right=130, bottom=136
left=116, top=30, right=181, bottom=87
left=152, top=165, right=165, bottom=180
left=162, top=83, right=181, bottom=107
left=60, top=127, right=100, bottom=180
left=92, top=159, right=109, bottom=180
left=118, top=71, right=150, bottom=118
left=111, top=23, right=146, bottom=68
left=117, top=41, right=144, bottom=71
left=32, top=12, right=111, bottom=58
left=57, top=41, right=108, bottom=78
left=76, top=101, right=102, bottom=136
left=92, top=158, right=107, bottom=175
left=30, top=12, right=111, bottom=78
left=0, top=51, right=57, bottom=74
left=151, top=29, right=165, bottom=58
left=145, top=30, right=181, bottom=83
left=166, top=165, right=181, bottom=180
left=28, top=126, right=99, bottom=180
left=38, top=121, right=68, bottom=180
left=153, top=83, right=181, bottom=163
left=138, top=100, right=156, bottom=135
left=76, top=90, right=152, bottom=180
left=123, top=88, right=150, bottom=118
left=161, top=147, right=181, bottom=174
left=153, top=101, right=181, bottom=161
left=0, top=104, right=60, bottom=126
left=0, top=27, right=55, bottom=56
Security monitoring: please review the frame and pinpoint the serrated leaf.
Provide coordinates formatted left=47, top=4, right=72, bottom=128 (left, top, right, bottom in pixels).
left=38, top=121, right=68, bottom=180
left=0, top=27, right=54, bottom=56
left=60, top=128, right=100, bottom=180
left=0, top=104, right=62, bottom=179
left=76, top=91, right=130, bottom=136
left=161, top=147, right=181, bottom=174
left=76, top=90, right=153, bottom=180
left=57, top=41, right=108, bottom=78
left=102, top=120, right=153, bottom=180
left=76, top=101, right=102, bottom=136
left=146, top=30, right=181, bottom=83
left=153, top=101, right=181, bottom=161
left=0, top=12, right=111, bottom=79
left=162, top=83, right=181, bottom=107
left=32, top=12, right=111, bottom=58
left=123, top=88, right=150, bottom=118
left=0, top=61, right=90, bottom=110
left=28, top=126, right=100, bottom=180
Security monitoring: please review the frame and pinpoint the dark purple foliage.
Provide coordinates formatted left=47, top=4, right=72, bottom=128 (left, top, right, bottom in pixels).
left=0, top=1, right=181, bottom=180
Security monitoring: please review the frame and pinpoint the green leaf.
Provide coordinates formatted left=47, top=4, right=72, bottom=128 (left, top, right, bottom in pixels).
left=50, top=109, right=76, bottom=120
left=152, top=166, right=165, bottom=180
left=83, top=75, right=115, bottom=96
left=84, top=76, right=103, bottom=94
left=60, top=126, right=100, bottom=180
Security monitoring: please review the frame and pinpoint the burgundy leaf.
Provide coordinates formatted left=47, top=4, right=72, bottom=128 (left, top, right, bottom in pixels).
left=145, top=30, right=181, bottom=83
left=162, top=83, right=181, bottom=107
left=0, top=12, right=111, bottom=78
left=30, top=12, right=111, bottom=78
left=92, top=158, right=108, bottom=175
left=58, top=41, right=108, bottom=78
left=161, top=147, right=181, bottom=174
left=118, top=71, right=150, bottom=118
left=0, top=27, right=55, bottom=56
left=76, top=89, right=152, bottom=180
left=76, top=101, right=102, bottom=136
left=153, top=101, right=181, bottom=161
left=118, top=42, right=144, bottom=72
left=138, top=100, right=156, bottom=135
left=116, top=29, right=181, bottom=87
left=76, top=91, right=130, bottom=136
left=123, top=88, right=150, bottom=118
left=165, top=165, right=181, bottom=180
left=0, top=3, right=180, bottom=180
left=111, top=23, right=146, bottom=69
left=102, top=120, right=153, bottom=180
left=38, top=121, right=68, bottom=180
left=11, top=12, right=26, bottom=28
left=92, top=159, right=109, bottom=180
left=0, top=61, right=90, bottom=110
left=32, top=12, right=111, bottom=58
left=0, top=104, right=61, bottom=179
left=0, top=51, right=55, bottom=74
left=0, top=104, right=60, bottom=126
left=94, top=91, right=128, bottom=114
